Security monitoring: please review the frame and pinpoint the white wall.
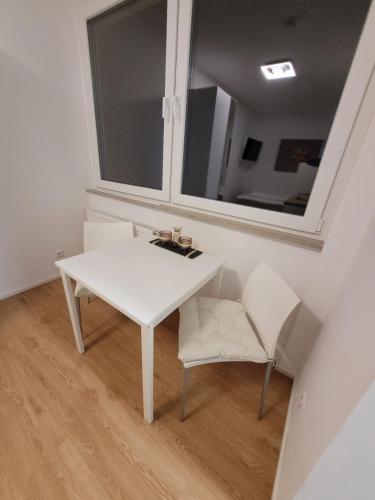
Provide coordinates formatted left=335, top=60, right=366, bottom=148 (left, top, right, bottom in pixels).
left=275, top=111, right=375, bottom=499
left=0, top=0, right=91, bottom=298
left=293, top=381, right=375, bottom=500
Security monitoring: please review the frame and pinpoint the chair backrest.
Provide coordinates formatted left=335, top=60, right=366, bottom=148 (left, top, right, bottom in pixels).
left=83, top=222, right=134, bottom=252
left=241, top=262, right=301, bottom=359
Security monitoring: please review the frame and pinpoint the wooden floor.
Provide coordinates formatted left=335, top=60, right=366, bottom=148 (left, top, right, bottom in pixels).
left=0, top=279, right=292, bottom=500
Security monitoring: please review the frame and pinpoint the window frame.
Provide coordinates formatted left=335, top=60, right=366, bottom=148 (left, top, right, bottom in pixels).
left=79, top=0, right=375, bottom=234
left=170, top=0, right=375, bottom=233
left=78, top=0, right=178, bottom=202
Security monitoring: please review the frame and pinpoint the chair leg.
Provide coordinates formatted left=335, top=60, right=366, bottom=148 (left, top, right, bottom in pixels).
left=258, top=361, right=273, bottom=420
left=180, top=367, right=191, bottom=422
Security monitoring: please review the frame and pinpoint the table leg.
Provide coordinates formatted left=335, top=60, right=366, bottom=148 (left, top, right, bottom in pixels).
left=141, top=325, right=154, bottom=423
left=60, top=270, right=85, bottom=354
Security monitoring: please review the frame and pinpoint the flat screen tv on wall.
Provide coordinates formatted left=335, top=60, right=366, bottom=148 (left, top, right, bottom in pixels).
left=242, top=137, right=263, bottom=162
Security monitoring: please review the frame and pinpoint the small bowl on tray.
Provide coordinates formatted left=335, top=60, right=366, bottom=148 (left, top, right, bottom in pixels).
left=177, top=236, right=192, bottom=250
left=158, top=230, right=173, bottom=243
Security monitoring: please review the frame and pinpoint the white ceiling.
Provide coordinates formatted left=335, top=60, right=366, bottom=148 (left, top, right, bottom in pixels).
left=190, top=0, right=371, bottom=115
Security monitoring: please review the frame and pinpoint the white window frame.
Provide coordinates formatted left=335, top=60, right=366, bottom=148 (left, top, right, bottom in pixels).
left=79, top=0, right=375, bottom=234
left=170, top=0, right=375, bottom=233
left=77, top=0, right=178, bottom=202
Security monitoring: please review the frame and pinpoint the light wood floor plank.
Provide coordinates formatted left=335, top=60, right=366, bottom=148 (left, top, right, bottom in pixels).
left=0, top=279, right=292, bottom=499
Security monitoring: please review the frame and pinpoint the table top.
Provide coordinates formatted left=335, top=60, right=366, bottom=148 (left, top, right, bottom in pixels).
left=56, top=237, right=223, bottom=327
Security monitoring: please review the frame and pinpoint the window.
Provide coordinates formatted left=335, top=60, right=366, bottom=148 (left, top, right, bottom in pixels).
left=85, top=0, right=177, bottom=201
left=81, top=0, right=375, bottom=233
left=171, top=0, right=373, bottom=232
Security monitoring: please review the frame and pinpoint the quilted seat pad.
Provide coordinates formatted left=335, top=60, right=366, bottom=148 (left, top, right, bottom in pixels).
left=178, top=297, right=268, bottom=365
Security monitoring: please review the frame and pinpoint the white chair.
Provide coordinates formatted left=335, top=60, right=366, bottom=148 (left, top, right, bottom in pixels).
left=74, top=221, right=134, bottom=299
left=178, top=262, right=301, bottom=420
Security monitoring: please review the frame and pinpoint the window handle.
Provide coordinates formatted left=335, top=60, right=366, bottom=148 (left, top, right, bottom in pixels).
left=162, top=97, right=171, bottom=122
left=172, top=96, right=181, bottom=122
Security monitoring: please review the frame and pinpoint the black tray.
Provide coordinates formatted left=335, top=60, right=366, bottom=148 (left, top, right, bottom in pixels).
left=149, top=239, right=202, bottom=259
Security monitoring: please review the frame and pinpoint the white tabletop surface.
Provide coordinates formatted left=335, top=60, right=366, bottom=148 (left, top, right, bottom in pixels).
left=56, top=237, right=223, bottom=327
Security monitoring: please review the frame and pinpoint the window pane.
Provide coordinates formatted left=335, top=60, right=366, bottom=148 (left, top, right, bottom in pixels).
left=88, top=0, right=167, bottom=190
left=182, top=0, right=371, bottom=216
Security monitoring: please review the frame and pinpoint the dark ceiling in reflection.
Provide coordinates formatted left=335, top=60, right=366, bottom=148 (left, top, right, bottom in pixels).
left=190, top=0, right=371, bottom=115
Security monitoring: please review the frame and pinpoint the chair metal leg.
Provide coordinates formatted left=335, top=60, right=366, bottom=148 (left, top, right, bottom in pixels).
left=258, top=361, right=273, bottom=420
left=181, top=367, right=191, bottom=422
left=75, top=296, right=82, bottom=333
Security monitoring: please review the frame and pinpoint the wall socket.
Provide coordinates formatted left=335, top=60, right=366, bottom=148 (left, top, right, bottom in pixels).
left=297, top=391, right=307, bottom=412
left=56, top=249, right=64, bottom=259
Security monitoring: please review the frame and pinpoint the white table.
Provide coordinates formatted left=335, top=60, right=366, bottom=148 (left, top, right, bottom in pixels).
left=56, top=237, right=224, bottom=423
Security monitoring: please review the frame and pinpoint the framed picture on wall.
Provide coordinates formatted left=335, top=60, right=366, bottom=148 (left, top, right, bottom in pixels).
left=274, top=139, right=324, bottom=172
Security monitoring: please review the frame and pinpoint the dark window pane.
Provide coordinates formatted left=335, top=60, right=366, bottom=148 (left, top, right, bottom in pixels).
left=182, top=0, right=371, bottom=216
left=88, top=0, right=167, bottom=189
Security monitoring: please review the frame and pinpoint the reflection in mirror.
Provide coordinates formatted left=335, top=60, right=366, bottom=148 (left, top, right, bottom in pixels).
left=181, top=0, right=372, bottom=216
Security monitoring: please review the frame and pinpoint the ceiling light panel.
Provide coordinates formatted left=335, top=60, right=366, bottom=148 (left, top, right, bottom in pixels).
left=261, top=61, right=296, bottom=80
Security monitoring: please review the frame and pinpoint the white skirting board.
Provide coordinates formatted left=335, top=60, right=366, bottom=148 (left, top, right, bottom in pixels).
left=0, top=274, right=60, bottom=301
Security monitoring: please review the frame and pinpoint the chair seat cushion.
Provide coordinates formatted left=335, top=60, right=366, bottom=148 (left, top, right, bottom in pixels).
left=178, top=297, right=268, bottom=366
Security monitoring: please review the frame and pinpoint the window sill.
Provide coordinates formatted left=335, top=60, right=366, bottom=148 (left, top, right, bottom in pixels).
left=87, top=188, right=324, bottom=251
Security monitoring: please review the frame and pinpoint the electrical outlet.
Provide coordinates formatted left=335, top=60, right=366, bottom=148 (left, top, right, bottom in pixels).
left=297, top=392, right=307, bottom=412
left=56, top=249, right=64, bottom=259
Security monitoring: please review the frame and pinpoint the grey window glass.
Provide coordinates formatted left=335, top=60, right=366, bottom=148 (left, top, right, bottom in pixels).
left=182, top=0, right=371, bottom=216
left=88, top=0, right=167, bottom=189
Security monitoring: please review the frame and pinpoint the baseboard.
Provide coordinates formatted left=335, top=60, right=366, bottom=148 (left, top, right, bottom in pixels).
left=0, top=274, right=60, bottom=301
left=271, top=379, right=296, bottom=500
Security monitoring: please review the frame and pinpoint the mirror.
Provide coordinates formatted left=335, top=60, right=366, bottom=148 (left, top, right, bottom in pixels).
left=181, top=0, right=371, bottom=216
